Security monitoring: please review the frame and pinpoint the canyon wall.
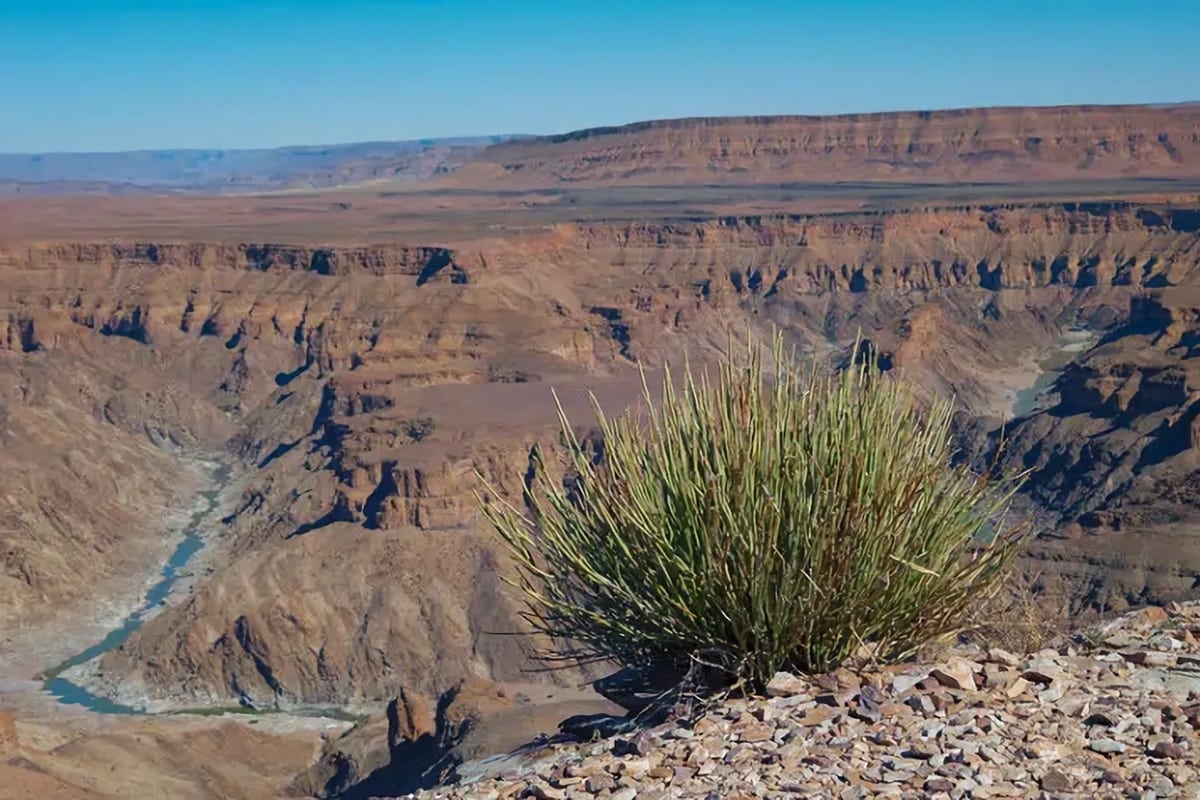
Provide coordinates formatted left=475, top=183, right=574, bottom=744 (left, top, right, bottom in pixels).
left=2, top=200, right=1199, bottom=710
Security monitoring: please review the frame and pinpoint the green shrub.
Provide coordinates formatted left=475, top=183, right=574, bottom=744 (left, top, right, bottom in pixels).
left=403, top=416, right=436, bottom=442
left=480, top=332, right=1027, bottom=689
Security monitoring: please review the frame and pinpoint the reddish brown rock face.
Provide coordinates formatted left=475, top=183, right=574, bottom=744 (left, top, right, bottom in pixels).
left=2, top=195, right=1199, bottom=712
left=455, top=104, right=1200, bottom=188
left=0, top=710, right=17, bottom=753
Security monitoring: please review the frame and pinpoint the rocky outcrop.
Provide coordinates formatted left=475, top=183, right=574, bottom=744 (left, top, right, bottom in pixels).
left=0, top=710, right=326, bottom=800
left=289, top=680, right=516, bottom=798
left=0, top=242, right=472, bottom=279
left=0, top=340, right=214, bottom=632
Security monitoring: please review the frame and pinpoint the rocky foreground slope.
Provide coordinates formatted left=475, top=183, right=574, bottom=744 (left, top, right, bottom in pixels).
left=402, top=603, right=1200, bottom=800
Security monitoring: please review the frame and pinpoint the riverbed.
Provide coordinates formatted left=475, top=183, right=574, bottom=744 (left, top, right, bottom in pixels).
left=38, top=465, right=228, bottom=714
left=1009, top=328, right=1097, bottom=418
left=26, top=461, right=363, bottom=727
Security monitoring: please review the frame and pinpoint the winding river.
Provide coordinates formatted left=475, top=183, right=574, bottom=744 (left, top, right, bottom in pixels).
left=39, top=465, right=228, bottom=714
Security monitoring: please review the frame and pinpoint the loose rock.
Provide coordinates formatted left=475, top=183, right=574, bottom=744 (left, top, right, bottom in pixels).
left=403, top=602, right=1200, bottom=800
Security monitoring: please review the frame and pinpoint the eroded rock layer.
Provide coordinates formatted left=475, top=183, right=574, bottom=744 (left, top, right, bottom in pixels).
left=1, top=199, right=1198, bottom=715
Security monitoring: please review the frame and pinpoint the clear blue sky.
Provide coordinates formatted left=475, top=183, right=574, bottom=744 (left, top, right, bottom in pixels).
left=3, top=0, right=1198, bottom=153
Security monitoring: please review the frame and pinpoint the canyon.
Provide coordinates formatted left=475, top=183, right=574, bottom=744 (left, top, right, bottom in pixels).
left=2, top=104, right=1200, bottom=798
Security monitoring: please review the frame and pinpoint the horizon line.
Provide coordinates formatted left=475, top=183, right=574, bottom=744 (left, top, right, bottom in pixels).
left=4, top=99, right=1198, bottom=158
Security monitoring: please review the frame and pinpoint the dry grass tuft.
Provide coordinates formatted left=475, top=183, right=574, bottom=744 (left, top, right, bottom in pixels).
left=480, top=331, right=1029, bottom=688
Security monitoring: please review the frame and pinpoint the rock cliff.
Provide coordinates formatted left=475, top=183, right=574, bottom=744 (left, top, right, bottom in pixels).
left=983, top=288, right=1200, bottom=616
left=456, top=104, right=1200, bottom=188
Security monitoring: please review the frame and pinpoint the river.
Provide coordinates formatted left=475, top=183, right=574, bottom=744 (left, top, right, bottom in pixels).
left=1010, top=328, right=1096, bottom=418
left=39, top=464, right=228, bottom=714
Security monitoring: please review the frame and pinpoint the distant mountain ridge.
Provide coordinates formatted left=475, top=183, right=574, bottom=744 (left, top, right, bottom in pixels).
left=0, top=135, right=524, bottom=194
left=6, top=102, right=1200, bottom=196
left=451, top=102, right=1200, bottom=188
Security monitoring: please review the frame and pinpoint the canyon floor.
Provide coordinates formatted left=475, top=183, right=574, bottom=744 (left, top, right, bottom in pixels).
left=2, top=105, right=1200, bottom=798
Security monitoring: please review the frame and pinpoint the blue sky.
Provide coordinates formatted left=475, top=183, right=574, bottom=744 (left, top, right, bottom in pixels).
left=3, top=0, right=1199, bottom=153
